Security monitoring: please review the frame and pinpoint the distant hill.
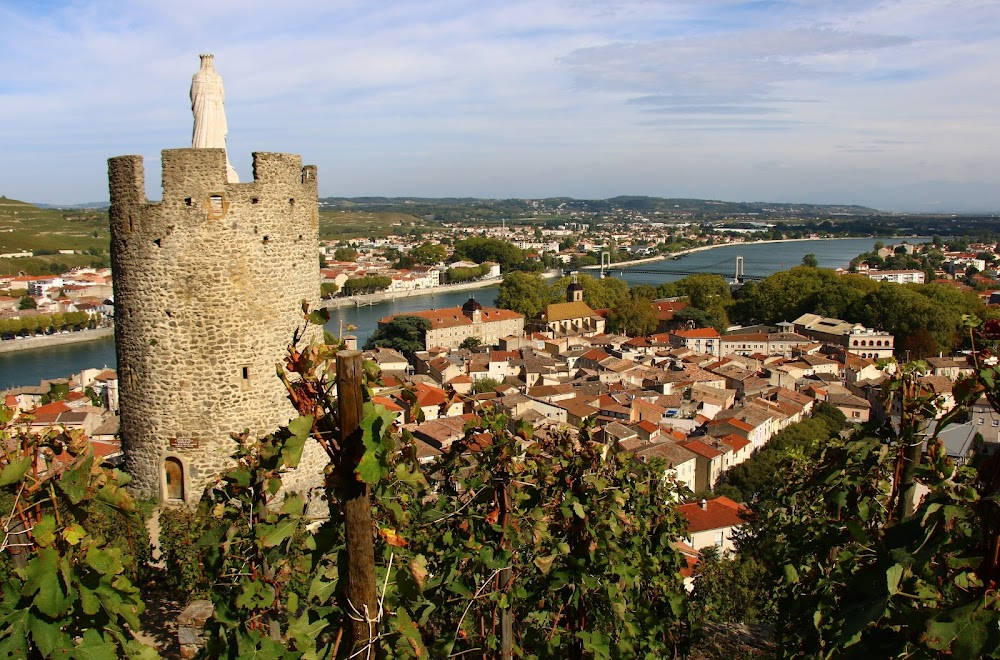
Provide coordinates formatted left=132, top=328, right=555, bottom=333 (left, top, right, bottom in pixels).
left=319, top=195, right=879, bottom=220
left=33, top=201, right=109, bottom=210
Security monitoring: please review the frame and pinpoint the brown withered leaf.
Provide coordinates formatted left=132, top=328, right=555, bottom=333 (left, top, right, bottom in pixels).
left=378, top=527, right=407, bottom=548
left=408, top=556, right=428, bottom=591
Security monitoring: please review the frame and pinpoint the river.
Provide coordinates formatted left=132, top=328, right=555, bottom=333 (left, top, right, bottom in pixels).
left=0, top=237, right=923, bottom=388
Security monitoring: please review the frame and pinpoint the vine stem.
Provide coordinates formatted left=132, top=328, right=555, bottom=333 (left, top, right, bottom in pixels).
left=450, top=566, right=509, bottom=652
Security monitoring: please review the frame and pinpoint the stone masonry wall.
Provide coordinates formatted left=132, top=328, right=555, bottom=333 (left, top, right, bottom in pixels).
left=108, top=148, right=325, bottom=503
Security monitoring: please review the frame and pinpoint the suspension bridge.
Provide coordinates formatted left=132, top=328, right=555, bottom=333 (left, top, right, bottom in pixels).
left=583, top=253, right=779, bottom=284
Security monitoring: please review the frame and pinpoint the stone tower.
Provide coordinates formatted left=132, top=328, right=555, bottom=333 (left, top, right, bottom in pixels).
left=108, top=148, right=322, bottom=503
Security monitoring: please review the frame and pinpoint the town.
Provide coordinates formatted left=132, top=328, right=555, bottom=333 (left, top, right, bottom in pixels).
left=4, top=231, right=999, bottom=552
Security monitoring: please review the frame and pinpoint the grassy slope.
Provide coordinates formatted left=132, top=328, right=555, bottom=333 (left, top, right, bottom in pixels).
left=0, top=198, right=110, bottom=275
left=318, top=209, right=429, bottom=241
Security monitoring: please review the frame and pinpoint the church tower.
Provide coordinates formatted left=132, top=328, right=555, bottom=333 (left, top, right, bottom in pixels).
left=567, top=273, right=584, bottom=303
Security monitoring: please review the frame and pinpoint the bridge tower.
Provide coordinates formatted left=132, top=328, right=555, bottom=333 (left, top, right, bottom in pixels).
left=734, top=256, right=745, bottom=284
left=600, top=251, right=611, bottom=279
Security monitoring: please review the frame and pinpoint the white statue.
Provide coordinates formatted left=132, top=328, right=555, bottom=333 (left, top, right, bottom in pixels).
left=190, top=54, right=239, bottom=182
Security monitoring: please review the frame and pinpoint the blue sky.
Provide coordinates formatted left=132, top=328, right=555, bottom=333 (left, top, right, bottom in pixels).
left=1, top=0, right=998, bottom=211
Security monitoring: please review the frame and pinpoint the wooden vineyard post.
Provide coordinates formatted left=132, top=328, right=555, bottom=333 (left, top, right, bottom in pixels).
left=336, top=350, right=380, bottom=658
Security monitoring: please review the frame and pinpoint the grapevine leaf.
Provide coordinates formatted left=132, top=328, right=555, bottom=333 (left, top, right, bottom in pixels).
left=0, top=456, right=31, bottom=487
left=57, top=454, right=93, bottom=504
left=27, top=611, right=73, bottom=656
left=62, top=523, right=86, bottom=546
left=73, top=628, right=119, bottom=660
left=886, top=563, right=903, bottom=596
left=357, top=402, right=395, bottom=484
left=261, top=519, right=297, bottom=548
left=24, top=548, right=71, bottom=617
left=33, top=515, right=57, bottom=548
left=283, top=415, right=313, bottom=468
left=534, top=555, right=556, bottom=575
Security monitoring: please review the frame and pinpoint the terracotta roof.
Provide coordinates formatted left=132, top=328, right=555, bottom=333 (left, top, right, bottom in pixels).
left=682, top=439, right=724, bottom=460
left=379, top=305, right=522, bottom=330
left=672, top=328, right=720, bottom=339
left=678, top=496, right=748, bottom=533
left=718, top=434, right=750, bottom=453
left=372, top=396, right=405, bottom=412
left=634, top=419, right=659, bottom=434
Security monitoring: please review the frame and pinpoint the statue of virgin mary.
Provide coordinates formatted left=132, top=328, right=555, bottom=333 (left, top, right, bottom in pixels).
left=190, top=54, right=239, bottom=182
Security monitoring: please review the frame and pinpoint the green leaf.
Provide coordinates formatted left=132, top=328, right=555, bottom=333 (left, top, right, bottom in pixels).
left=924, top=601, right=990, bottom=656
left=356, top=402, right=396, bottom=484
left=0, top=456, right=32, bottom=487
left=227, top=467, right=252, bottom=488
left=62, top=523, right=86, bottom=546
left=534, top=554, right=556, bottom=575
left=24, top=548, right=71, bottom=617
left=279, top=493, right=304, bottom=516
left=286, top=609, right=328, bottom=653
left=886, top=563, right=903, bottom=596
left=783, top=564, right=799, bottom=585
left=572, top=501, right=586, bottom=519
left=57, top=454, right=94, bottom=504
left=72, top=628, right=119, bottom=660
left=308, top=308, right=331, bottom=325
left=32, top=515, right=57, bottom=548
left=27, top=611, right=73, bottom=656
left=282, top=434, right=307, bottom=470
left=260, top=519, right=297, bottom=548
left=86, top=545, right=125, bottom=577
left=283, top=415, right=314, bottom=469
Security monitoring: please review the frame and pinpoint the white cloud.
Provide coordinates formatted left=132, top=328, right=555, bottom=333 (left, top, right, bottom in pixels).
left=0, top=0, right=997, bottom=210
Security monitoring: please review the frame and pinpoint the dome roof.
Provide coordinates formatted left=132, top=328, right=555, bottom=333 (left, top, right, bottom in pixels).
left=462, top=297, right=483, bottom=312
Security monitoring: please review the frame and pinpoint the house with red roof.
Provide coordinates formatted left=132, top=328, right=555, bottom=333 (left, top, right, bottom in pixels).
left=377, top=298, right=524, bottom=350
left=681, top=438, right=729, bottom=492
left=669, top=328, right=721, bottom=357
left=678, top=496, right=750, bottom=554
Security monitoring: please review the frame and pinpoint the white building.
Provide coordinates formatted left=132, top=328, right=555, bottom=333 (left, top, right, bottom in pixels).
left=867, top=270, right=925, bottom=284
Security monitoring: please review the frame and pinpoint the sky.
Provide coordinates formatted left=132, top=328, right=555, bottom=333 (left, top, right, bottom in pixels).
left=1, top=0, right=998, bottom=212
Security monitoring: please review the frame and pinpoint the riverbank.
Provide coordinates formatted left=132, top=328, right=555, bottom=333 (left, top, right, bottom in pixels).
left=319, top=270, right=561, bottom=310
left=0, top=326, right=114, bottom=355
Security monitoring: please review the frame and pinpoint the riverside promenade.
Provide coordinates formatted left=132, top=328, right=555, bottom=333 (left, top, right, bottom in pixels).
left=0, top=327, right=115, bottom=355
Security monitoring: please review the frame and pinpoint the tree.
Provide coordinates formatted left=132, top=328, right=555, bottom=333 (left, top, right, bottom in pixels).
left=471, top=376, right=500, bottom=393
left=453, top=237, right=527, bottom=272
left=320, top=282, right=339, bottom=298
left=446, top=264, right=488, bottom=283
left=801, top=253, right=819, bottom=267
left=364, top=315, right=430, bottom=356
left=342, top=275, right=392, bottom=296
left=607, top=294, right=657, bottom=337
left=495, top=271, right=551, bottom=319
left=333, top=246, right=358, bottom=262
left=459, top=336, right=482, bottom=350
left=409, top=242, right=447, bottom=265
left=18, top=295, right=36, bottom=310
left=660, top=274, right=733, bottom=330
left=548, top=273, right=627, bottom=310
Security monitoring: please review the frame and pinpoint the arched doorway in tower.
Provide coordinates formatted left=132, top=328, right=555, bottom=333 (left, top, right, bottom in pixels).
left=164, top=457, right=186, bottom=502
